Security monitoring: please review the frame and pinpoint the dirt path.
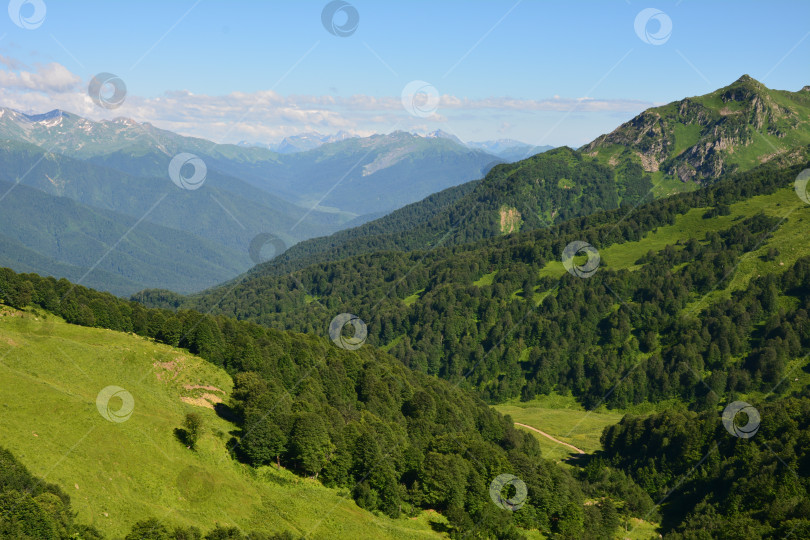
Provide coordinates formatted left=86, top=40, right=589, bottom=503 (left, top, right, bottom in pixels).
left=514, top=422, right=585, bottom=454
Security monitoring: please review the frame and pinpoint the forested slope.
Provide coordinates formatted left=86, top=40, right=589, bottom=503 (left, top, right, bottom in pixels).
left=152, top=161, right=810, bottom=408
left=199, top=76, right=810, bottom=278
left=0, top=270, right=625, bottom=539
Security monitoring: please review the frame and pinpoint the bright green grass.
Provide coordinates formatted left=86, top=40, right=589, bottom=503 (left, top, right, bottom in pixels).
left=0, top=307, right=445, bottom=539
left=537, top=186, right=810, bottom=285
left=473, top=271, right=497, bottom=287
left=672, top=123, right=703, bottom=156
left=557, top=177, right=575, bottom=189
left=403, top=289, right=425, bottom=306
left=380, top=334, right=404, bottom=353
left=494, top=396, right=662, bottom=538
left=622, top=517, right=661, bottom=540
left=649, top=172, right=699, bottom=198
left=493, top=395, right=623, bottom=462
left=682, top=187, right=810, bottom=314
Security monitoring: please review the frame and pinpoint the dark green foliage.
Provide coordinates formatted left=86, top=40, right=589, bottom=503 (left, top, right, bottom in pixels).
left=172, top=526, right=203, bottom=540
left=0, top=447, right=101, bottom=539
left=182, top=412, right=204, bottom=449
left=125, top=518, right=171, bottom=539
left=601, top=397, right=810, bottom=538
left=0, top=269, right=600, bottom=537
left=288, top=413, right=332, bottom=477
left=156, top=162, right=808, bottom=409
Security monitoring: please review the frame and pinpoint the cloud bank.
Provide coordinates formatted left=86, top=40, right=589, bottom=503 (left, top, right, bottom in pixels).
left=0, top=59, right=653, bottom=145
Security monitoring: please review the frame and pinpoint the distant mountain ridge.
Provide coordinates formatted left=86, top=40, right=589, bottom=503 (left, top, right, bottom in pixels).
left=0, top=108, right=500, bottom=215
left=0, top=106, right=504, bottom=294
left=236, top=126, right=553, bottom=163
left=193, top=76, right=810, bottom=280
left=238, top=130, right=357, bottom=153
left=467, top=139, right=555, bottom=161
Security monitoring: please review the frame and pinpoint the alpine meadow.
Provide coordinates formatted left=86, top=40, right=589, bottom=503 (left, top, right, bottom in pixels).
left=1, top=2, right=809, bottom=539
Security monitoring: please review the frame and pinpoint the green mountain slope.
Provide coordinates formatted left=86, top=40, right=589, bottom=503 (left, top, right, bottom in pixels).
left=0, top=231, right=144, bottom=295
left=583, top=75, right=810, bottom=189
left=241, top=179, right=483, bottom=279
left=232, top=146, right=652, bottom=279
left=0, top=271, right=632, bottom=538
left=0, top=140, right=356, bottom=295
left=0, top=307, right=446, bottom=539
left=0, top=178, right=248, bottom=296
left=159, top=159, right=810, bottom=408
left=228, top=77, right=810, bottom=278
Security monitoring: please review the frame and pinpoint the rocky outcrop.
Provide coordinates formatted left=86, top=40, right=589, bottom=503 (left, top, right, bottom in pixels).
left=585, top=75, right=804, bottom=184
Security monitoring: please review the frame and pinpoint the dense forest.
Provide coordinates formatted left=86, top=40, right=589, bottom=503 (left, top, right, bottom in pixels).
left=2, top=160, right=808, bottom=537
left=3, top=245, right=809, bottom=537
left=0, top=269, right=627, bottom=539
left=600, top=395, right=810, bottom=538
left=145, top=162, right=810, bottom=409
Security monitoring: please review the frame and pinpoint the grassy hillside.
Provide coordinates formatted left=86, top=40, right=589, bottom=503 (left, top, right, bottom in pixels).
left=0, top=307, right=445, bottom=539
left=584, top=75, right=810, bottom=185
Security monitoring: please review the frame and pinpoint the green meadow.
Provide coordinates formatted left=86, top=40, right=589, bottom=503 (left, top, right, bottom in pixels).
left=0, top=307, right=446, bottom=539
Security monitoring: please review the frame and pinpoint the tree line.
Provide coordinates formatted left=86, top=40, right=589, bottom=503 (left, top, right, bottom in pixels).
left=0, top=268, right=633, bottom=538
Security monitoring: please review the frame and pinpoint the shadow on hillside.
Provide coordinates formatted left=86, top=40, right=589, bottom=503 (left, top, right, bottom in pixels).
left=563, top=452, right=592, bottom=468
left=173, top=427, right=193, bottom=449
left=214, top=401, right=239, bottom=423
left=429, top=520, right=452, bottom=534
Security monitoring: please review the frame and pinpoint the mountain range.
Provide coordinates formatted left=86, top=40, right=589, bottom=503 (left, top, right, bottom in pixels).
left=0, top=109, right=504, bottom=294
left=238, top=128, right=553, bottom=162
left=3, top=75, right=810, bottom=539
left=207, top=76, right=810, bottom=279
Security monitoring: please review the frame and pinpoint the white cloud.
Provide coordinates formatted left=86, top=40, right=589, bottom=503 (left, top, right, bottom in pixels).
left=0, top=62, right=80, bottom=93
left=0, top=58, right=651, bottom=145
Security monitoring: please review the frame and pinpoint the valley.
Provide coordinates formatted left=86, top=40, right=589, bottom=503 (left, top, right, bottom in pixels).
left=1, top=3, right=808, bottom=536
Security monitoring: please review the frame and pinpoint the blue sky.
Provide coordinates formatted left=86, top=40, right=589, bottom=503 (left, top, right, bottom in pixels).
left=1, top=0, right=808, bottom=146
